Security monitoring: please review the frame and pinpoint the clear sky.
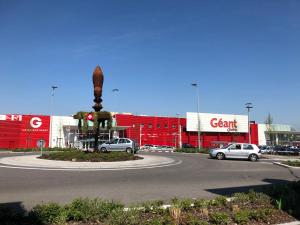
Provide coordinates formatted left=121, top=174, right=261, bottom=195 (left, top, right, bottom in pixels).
left=0, top=0, right=299, bottom=129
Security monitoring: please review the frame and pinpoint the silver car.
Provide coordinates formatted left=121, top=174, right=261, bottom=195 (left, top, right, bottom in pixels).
left=99, top=138, right=138, bottom=153
left=209, top=143, right=261, bottom=162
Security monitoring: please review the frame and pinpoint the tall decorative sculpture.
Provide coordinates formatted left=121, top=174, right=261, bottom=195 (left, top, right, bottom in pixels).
left=73, top=66, right=112, bottom=152
left=92, top=66, right=104, bottom=112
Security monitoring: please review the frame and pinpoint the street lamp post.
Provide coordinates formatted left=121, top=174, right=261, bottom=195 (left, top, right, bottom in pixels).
left=245, top=103, right=253, bottom=144
left=50, top=86, right=58, bottom=148
left=176, top=113, right=181, bottom=149
left=191, top=83, right=201, bottom=150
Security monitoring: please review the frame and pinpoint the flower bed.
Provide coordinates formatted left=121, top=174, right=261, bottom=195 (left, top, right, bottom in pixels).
left=1, top=188, right=298, bottom=225
left=40, top=151, right=142, bottom=162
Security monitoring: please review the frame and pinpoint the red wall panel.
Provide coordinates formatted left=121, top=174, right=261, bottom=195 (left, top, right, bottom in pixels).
left=116, top=114, right=258, bottom=148
left=0, top=115, right=50, bottom=149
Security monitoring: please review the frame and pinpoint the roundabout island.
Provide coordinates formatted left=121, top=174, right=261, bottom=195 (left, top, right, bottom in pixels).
left=0, top=153, right=182, bottom=171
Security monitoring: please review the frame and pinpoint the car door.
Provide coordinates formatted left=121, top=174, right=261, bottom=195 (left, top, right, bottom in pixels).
left=108, top=139, right=119, bottom=151
left=227, top=144, right=242, bottom=158
left=117, top=138, right=127, bottom=151
left=242, top=144, right=254, bottom=158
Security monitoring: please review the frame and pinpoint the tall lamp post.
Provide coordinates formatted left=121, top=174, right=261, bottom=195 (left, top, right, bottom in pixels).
left=245, top=103, right=253, bottom=144
left=50, top=86, right=58, bottom=148
left=176, top=113, right=181, bottom=149
left=191, top=83, right=201, bottom=150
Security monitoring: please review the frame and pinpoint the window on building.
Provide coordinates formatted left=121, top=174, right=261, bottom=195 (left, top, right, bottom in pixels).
left=164, top=124, right=168, bottom=128
left=140, top=124, right=144, bottom=128
left=148, top=124, right=152, bottom=129
left=172, top=124, right=176, bottom=129
left=157, top=124, right=160, bottom=128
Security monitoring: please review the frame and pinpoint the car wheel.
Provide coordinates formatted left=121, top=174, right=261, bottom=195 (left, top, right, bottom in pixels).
left=126, top=148, right=132, bottom=153
left=249, top=154, right=258, bottom=162
left=100, top=147, right=107, bottom=152
left=216, top=153, right=225, bottom=160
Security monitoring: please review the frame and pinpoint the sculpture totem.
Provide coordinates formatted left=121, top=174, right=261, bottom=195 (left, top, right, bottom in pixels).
left=92, top=66, right=104, bottom=112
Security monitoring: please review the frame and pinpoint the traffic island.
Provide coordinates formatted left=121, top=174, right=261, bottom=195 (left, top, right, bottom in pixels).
left=40, top=151, right=142, bottom=162
left=0, top=154, right=181, bottom=171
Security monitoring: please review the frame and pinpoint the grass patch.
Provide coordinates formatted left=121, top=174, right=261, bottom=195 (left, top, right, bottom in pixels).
left=282, top=160, right=300, bottom=167
left=40, top=150, right=142, bottom=162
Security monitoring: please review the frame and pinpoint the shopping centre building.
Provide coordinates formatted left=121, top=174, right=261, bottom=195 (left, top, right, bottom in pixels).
left=0, top=112, right=298, bottom=149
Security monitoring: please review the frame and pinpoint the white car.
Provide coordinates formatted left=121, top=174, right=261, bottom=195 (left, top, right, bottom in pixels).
left=209, top=143, right=261, bottom=162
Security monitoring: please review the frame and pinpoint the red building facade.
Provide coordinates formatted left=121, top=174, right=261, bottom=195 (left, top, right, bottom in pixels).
left=0, top=114, right=50, bottom=149
left=115, top=114, right=258, bottom=148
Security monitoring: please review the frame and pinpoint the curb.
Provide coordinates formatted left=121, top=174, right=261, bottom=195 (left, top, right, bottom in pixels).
left=277, top=222, right=300, bottom=225
left=273, top=162, right=300, bottom=169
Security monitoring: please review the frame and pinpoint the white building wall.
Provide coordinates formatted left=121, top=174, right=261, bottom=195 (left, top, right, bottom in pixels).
left=258, top=124, right=267, bottom=146
left=257, top=124, right=292, bottom=146
left=50, top=116, right=78, bottom=148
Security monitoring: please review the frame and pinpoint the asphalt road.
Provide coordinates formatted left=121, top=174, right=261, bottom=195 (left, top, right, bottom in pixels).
left=0, top=152, right=299, bottom=209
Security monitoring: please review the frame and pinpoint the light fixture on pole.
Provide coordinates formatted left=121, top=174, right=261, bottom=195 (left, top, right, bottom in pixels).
left=245, top=102, right=253, bottom=144
left=191, top=83, right=201, bottom=150
left=112, top=88, right=119, bottom=113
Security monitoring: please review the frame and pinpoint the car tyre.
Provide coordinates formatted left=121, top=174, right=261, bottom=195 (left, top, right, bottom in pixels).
left=100, top=147, right=107, bottom=152
left=126, top=148, right=132, bottom=153
left=249, top=154, right=258, bottom=162
left=216, top=153, right=225, bottom=160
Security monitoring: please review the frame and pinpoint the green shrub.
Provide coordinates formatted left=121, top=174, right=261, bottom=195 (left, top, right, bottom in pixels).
left=179, top=198, right=193, bottom=211
left=210, top=196, right=227, bottom=207
left=249, top=208, right=274, bottom=222
left=193, top=199, right=209, bottom=209
left=283, top=160, right=300, bottom=167
left=233, top=210, right=250, bottom=224
left=141, top=200, right=164, bottom=213
left=29, top=202, right=67, bottom=225
left=105, top=208, right=141, bottom=225
left=67, top=198, right=123, bottom=222
left=186, top=213, right=209, bottom=225
left=232, top=191, right=271, bottom=207
left=210, top=212, right=230, bottom=225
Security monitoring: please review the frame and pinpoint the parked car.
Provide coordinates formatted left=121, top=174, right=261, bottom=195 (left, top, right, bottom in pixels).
left=161, top=146, right=176, bottom=151
left=182, top=143, right=195, bottom=148
left=149, top=145, right=160, bottom=150
left=98, top=138, right=139, bottom=153
left=209, top=143, right=261, bottom=162
left=273, top=146, right=300, bottom=156
left=140, top=144, right=153, bottom=150
left=258, top=145, right=274, bottom=154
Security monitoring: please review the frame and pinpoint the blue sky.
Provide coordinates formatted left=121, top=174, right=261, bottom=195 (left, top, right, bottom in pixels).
left=0, top=0, right=299, bottom=129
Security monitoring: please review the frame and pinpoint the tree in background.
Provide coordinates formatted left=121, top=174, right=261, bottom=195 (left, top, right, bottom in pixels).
left=265, top=113, right=274, bottom=145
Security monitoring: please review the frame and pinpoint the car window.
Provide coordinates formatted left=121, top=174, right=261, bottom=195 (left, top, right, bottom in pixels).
left=125, top=139, right=131, bottom=143
left=119, top=139, right=126, bottom=144
left=112, top=139, right=119, bottom=144
left=229, top=144, right=241, bottom=150
left=243, top=144, right=254, bottom=150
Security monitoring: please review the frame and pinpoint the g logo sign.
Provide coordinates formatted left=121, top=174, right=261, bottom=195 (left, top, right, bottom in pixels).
left=30, top=117, right=42, bottom=128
